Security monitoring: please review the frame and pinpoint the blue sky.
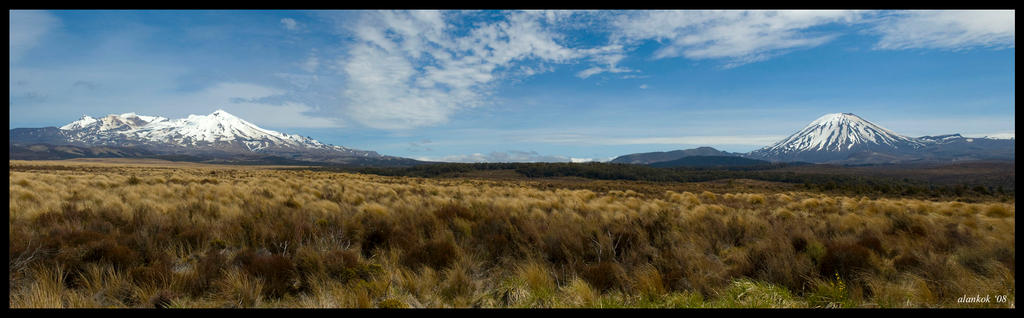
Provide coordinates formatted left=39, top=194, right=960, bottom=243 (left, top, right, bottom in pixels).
left=9, top=10, right=1015, bottom=162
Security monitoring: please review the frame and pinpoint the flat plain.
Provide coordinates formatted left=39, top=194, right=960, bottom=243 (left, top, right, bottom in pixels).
left=8, top=159, right=1015, bottom=308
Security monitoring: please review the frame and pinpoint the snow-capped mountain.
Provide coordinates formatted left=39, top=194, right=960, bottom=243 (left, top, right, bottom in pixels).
left=918, top=133, right=1014, bottom=144
left=127, top=110, right=358, bottom=153
left=12, top=110, right=422, bottom=166
left=912, top=133, right=1015, bottom=162
left=61, top=113, right=167, bottom=131
left=747, top=113, right=1013, bottom=163
left=55, top=110, right=371, bottom=155
left=918, top=133, right=967, bottom=144
left=59, top=113, right=168, bottom=145
left=749, top=113, right=924, bottom=161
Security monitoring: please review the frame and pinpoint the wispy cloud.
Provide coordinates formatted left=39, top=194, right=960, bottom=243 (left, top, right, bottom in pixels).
left=168, top=82, right=341, bottom=129
left=872, top=10, right=1015, bottom=50
left=575, top=44, right=635, bottom=78
left=280, top=18, right=299, bottom=31
left=611, top=10, right=864, bottom=67
left=300, top=51, right=319, bottom=73
left=336, top=11, right=597, bottom=129
left=531, top=134, right=788, bottom=146
left=974, top=132, right=1015, bottom=139
left=406, top=139, right=433, bottom=152
left=417, top=150, right=587, bottom=163
left=72, top=80, right=99, bottom=90
left=10, top=12, right=342, bottom=130
left=881, top=115, right=1015, bottom=140
left=325, top=10, right=1012, bottom=129
left=10, top=10, right=1015, bottom=143
left=9, top=10, right=60, bottom=63
left=604, top=135, right=788, bottom=146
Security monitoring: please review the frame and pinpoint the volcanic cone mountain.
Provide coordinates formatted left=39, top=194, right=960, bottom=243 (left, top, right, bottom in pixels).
left=747, top=113, right=1013, bottom=163
left=749, top=113, right=925, bottom=162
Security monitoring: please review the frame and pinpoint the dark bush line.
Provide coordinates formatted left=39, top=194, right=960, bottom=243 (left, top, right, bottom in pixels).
left=291, top=162, right=1013, bottom=200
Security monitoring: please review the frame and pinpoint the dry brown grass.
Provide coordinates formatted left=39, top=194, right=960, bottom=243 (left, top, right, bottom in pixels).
left=8, top=160, right=1015, bottom=308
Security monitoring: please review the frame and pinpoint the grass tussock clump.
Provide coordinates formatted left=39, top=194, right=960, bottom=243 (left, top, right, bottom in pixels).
left=819, top=241, right=876, bottom=282
left=580, top=261, right=629, bottom=292
left=405, top=237, right=461, bottom=270
left=7, top=161, right=1015, bottom=308
left=232, top=249, right=299, bottom=298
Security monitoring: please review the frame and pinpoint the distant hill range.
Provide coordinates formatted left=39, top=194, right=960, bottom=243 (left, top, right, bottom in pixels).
left=609, top=147, right=741, bottom=164
left=612, top=113, right=1014, bottom=166
left=610, top=147, right=792, bottom=168
left=9, top=110, right=423, bottom=167
left=12, top=111, right=1013, bottom=167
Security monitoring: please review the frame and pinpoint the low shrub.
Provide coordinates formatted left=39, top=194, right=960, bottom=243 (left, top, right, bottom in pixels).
left=580, top=261, right=629, bottom=292
left=404, top=237, right=460, bottom=270
left=232, top=249, right=298, bottom=298
left=819, top=241, right=875, bottom=281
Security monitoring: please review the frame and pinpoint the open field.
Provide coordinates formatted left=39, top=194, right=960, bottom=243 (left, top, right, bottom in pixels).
left=776, top=161, right=1015, bottom=190
left=10, top=158, right=314, bottom=169
left=8, top=160, right=1015, bottom=308
left=328, top=161, right=1015, bottom=202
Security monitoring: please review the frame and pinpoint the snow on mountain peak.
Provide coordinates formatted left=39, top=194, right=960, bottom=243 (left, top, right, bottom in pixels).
left=919, top=133, right=965, bottom=143
left=56, top=110, right=349, bottom=154
left=739, top=113, right=1015, bottom=163
left=210, top=109, right=236, bottom=118
left=60, top=112, right=162, bottom=131
left=60, top=115, right=98, bottom=130
left=756, top=112, right=923, bottom=156
left=139, top=110, right=295, bottom=145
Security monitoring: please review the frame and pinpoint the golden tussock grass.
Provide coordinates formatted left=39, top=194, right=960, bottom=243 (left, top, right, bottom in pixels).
left=7, top=160, right=1015, bottom=308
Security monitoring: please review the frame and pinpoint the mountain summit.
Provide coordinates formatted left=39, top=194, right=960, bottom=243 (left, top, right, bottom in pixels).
left=747, top=113, right=1012, bottom=163
left=12, top=110, right=421, bottom=166
left=129, top=109, right=342, bottom=152
left=55, top=110, right=355, bottom=153
left=61, top=112, right=167, bottom=132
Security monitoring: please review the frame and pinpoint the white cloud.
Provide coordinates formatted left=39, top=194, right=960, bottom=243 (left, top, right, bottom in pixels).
left=10, top=10, right=60, bottom=63
left=607, top=10, right=1013, bottom=66
left=873, top=10, right=1014, bottom=50
left=611, top=10, right=863, bottom=67
left=575, top=63, right=634, bottom=79
left=576, top=67, right=604, bottom=79
left=61, top=81, right=341, bottom=129
left=10, top=56, right=339, bottom=129
left=881, top=115, right=1015, bottom=140
left=602, top=135, right=787, bottom=145
left=229, top=102, right=337, bottom=129
left=528, top=134, right=788, bottom=146
left=332, top=10, right=1012, bottom=129
left=419, top=150, right=578, bottom=163
left=280, top=18, right=299, bottom=31
left=301, top=52, right=319, bottom=73
left=975, top=132, right=1014, bottom=139
left=575, top=44, right=635, bottom=78
left=639, top=84, right=648, bottom=89
left=337, top=10, right=593, bottom=129
left=177, top=82, right=340, bottom=129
